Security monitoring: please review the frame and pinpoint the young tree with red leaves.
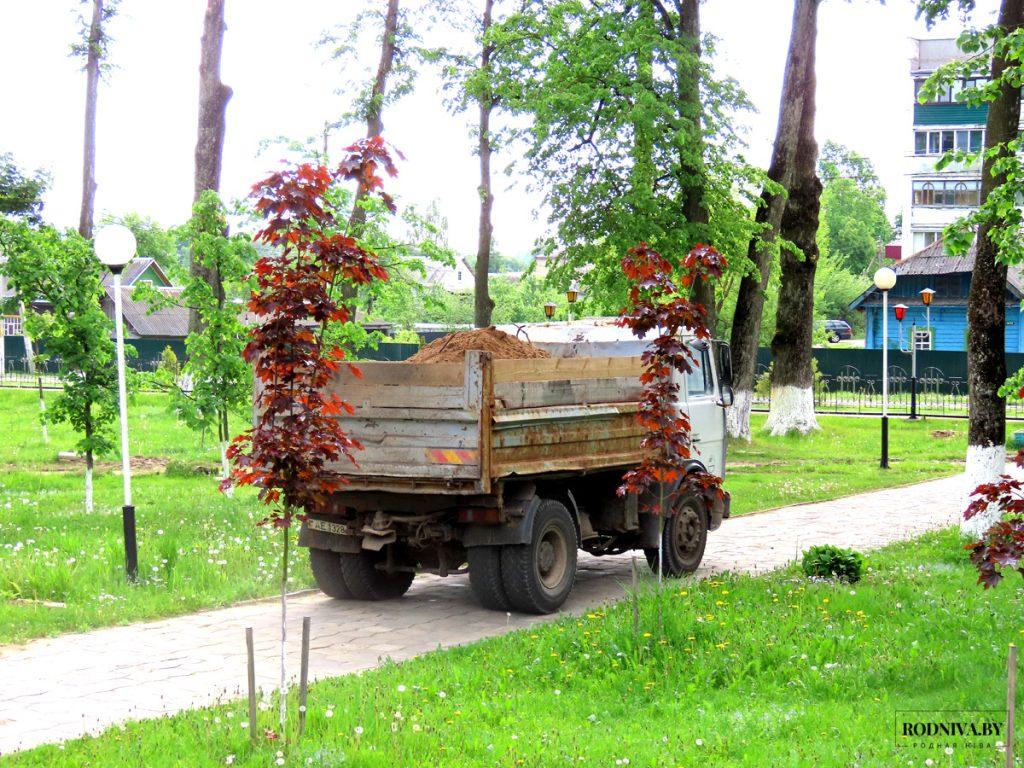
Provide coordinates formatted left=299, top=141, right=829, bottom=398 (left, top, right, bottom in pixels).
left=224, top=137, right=396, bottom=734
left=617, top=242, right=727, bottom=583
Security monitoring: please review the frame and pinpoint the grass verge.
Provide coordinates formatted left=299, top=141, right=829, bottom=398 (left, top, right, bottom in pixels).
left=4, top=528, right=1021, bottom=767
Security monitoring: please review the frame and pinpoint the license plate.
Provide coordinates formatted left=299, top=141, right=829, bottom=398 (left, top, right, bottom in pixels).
left=307, top=518, right=351, bottom=536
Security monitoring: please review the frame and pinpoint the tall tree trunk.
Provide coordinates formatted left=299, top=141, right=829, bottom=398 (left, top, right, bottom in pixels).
left=348, top=0, right=399, bottom=235
left=79, top=0, right=104, bottom=240
left=343, top=0, right=400, bottom=307
left=962, top=0, right=1024, bottom=535
left=672, top=0, right=714, bottom=331
left=474, top=0, right=496, bottom=328
left=190, top=0, right=232, bottom=332
left=726, top=0, right=820, bottom=440
left=764, top=81, right=822, bottom=436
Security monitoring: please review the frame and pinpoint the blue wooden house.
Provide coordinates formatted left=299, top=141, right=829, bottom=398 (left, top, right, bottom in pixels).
left=850, top=239, right=1024, bottom=352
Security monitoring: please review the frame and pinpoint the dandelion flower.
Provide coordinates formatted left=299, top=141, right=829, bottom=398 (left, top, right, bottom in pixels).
left=696, top=739, right=704, bottom=746
left=397, top=684, right=406, bottom=692
left=438, top=691, right=447, bottom=699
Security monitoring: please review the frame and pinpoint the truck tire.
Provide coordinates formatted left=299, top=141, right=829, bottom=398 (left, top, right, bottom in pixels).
left=500, top=499, right=577, bottom=614
left=309, top=548, right=355, bottom=599
left=645, top=493, right=708, bottom=577
left=339, top=549, right=414, bottom=601
left=468, top=546, right=513, bottom=611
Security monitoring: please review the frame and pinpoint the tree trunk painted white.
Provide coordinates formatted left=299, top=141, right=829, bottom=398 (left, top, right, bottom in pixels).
left=726, top=389, right=753, bottom=441
left=961, top=443, right=1006, bottom=537
left=220, top=442, right=233, bottom=498
left=84, top=465, right=93, bottom=514
left=764, top=385, right=819, bottom=436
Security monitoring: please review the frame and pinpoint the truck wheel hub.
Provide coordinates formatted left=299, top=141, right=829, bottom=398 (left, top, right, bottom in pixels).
left=537, top=528, right=567, bottom=589
left=673, top=505, right=701, bottom=554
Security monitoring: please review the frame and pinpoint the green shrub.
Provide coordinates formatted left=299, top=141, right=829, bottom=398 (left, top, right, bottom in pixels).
left=158, top=345, right=181, bottom=378
left=801, top=544, right=863, bottom=583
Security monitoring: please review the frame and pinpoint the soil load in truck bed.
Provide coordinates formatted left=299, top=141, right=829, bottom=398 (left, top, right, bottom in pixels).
left=408, top=327, right=550, bottom=364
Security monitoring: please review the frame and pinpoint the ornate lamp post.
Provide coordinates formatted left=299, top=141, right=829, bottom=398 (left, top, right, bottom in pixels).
left=893, top=303, right=919, bottom=420
left=94, top=225, right=139, bottom=581
left=566, top=284, right=579, bottom=323
left=874, top=266, right=897, bottom=469
left=920, top=287, right=935, bottom=348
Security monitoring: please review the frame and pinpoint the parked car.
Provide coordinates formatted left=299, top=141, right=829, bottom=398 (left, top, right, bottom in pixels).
left=824, top=319, right=853, bottom=343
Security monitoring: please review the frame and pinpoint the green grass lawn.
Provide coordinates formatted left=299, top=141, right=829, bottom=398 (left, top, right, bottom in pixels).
left=4, top=528, right=1020, bottom=767
left=0, top=390, right=971, bottom=645
left=727, top=413, right=968, bottom=514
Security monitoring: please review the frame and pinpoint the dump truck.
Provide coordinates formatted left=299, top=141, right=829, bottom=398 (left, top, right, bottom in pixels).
left=298, top=320, right=734, bottom=614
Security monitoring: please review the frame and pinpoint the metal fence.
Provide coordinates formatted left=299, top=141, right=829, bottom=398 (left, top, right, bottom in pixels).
left=0, top=356, right=171, bottom=390
left=751, top=363, right=1024, bottom=420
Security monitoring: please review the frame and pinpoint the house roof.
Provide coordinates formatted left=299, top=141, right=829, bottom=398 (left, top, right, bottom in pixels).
left=104, top=285, right=189, bottom=338
left=100, top=257, right=172, bottom=288
left=849, top=238, right=1024, bottom=309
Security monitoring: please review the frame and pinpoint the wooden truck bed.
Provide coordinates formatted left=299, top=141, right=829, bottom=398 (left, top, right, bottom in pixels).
left=328, top=350, right=645, bottom=494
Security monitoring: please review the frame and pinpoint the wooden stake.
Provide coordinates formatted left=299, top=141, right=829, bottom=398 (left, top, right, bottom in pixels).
left=630, top=556, right=639, bottom=637
left=1007, top=643, right=1017, bottom=768
left=246, top=627, right=257, bottom=742
left=298, top=616, right=311, bottom=738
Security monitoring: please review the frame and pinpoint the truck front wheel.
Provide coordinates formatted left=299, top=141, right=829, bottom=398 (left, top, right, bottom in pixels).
left=645, top=493, right=708, bottom=577
left=500, top=499, right=577, bottom=614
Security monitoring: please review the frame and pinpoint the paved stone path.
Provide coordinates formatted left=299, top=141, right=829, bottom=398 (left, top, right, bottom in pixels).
left=0, top=471, right=973, bottom=755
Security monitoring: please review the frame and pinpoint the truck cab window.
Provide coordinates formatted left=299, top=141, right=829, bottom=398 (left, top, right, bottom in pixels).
left=685, top=348, right=713, bottom=396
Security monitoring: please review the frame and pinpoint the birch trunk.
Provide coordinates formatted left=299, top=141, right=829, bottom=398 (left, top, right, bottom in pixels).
left=726, top=0, right=820, bottom=440
left=962, top=0, right=1024, bottom=533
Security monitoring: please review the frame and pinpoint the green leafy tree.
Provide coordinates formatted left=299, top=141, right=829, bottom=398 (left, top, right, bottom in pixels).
left=491, top=0, right=764, bottom=321
left=0, top=153, right=50, bottom=225
left=817, top=141, right=892, bottom=274
left=136, top=191, right=254, bottom=488
left=0, top=223, right=119, bottom=511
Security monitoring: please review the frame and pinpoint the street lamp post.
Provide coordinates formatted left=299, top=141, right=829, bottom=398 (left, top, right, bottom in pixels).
left=566, top=284, right=579, bottom=324
left=94, top=225, right=139, bottom=581
left=874, top=267, right=897, bottom=469
left=893, top=303, right=918, bottom=420
left=920, top=287, right=935, bottom=348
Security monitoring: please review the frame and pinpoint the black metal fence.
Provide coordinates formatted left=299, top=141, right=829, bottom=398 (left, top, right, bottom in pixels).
left=751, top=363, right=1024, bottom=420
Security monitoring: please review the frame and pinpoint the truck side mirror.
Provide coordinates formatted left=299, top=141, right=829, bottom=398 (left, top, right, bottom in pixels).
left=714, top=340, right=733, bottom=387
left=718, top=385, right=734, bottom=408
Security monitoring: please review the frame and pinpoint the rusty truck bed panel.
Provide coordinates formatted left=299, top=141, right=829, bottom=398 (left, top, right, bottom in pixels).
left=325, top=351, right=644, bottom=494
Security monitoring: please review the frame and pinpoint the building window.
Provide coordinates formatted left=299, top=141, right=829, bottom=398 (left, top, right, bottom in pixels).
left=914, top=76, right=990, bottom=104
left=3, top=315, right=23, bottom=336
left=913, top=179, right=981, bottom=207
left=915, top=129, right=983, bottom=155
left=912, top=231, right=940, bottom=252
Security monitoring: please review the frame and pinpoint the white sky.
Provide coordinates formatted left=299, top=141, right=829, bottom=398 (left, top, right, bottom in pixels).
left=0, top=0, right=1001, bottom=258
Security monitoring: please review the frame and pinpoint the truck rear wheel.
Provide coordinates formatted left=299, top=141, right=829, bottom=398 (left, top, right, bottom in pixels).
left=309, top=548, right=354, bottom=599
left=500, top=499, right=577, bottom=614
left=339, top=548, right=414, bottom=601
left=645, top=493, right=708, bottom=577
left=468, top=546, right=513, bottom=611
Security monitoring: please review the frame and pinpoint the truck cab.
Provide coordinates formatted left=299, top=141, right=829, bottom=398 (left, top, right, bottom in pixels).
left=298, top=320, right=734, bottom=614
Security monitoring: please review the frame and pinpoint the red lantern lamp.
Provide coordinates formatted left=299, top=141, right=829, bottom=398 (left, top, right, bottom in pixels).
left=893, top=303, right=908, bottom=322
